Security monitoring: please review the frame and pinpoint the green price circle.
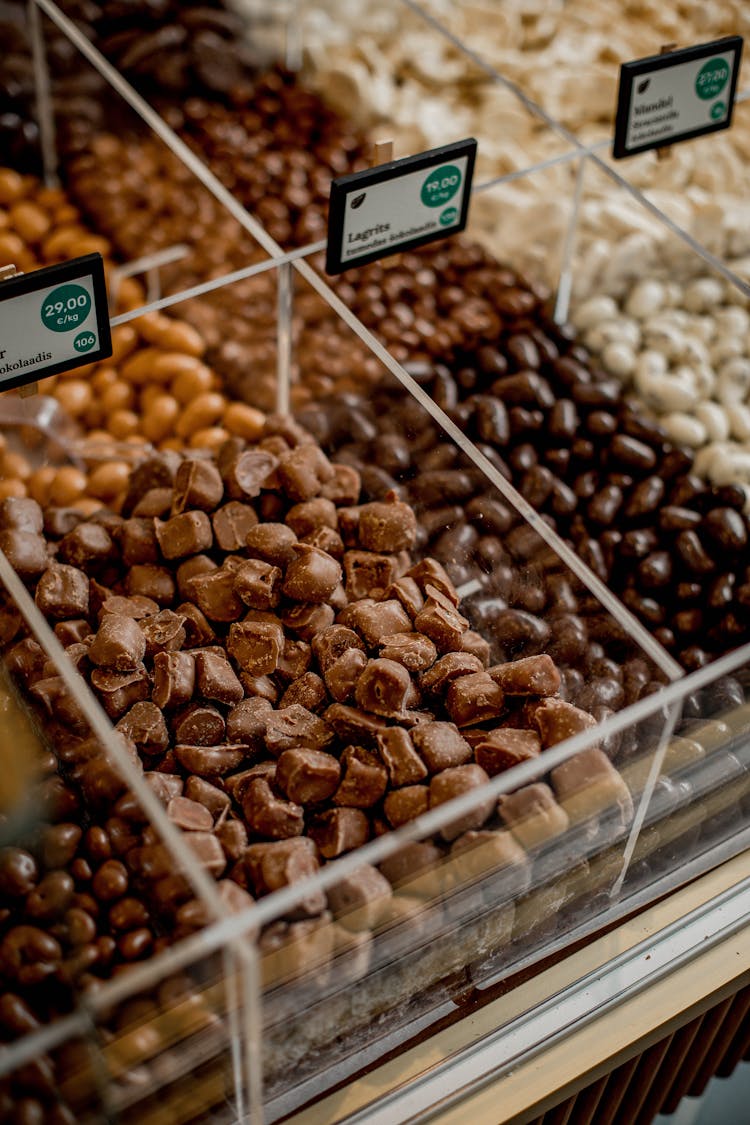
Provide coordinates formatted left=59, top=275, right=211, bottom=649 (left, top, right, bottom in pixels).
left=440, top=206, right=459, bottom=226
left=41, top=284, right=92, bottom=333
left=695, top=57, right=730, bottom=100
left=421, top=164, right=462, bottom=208
left=74, top=330, right=97, bottom=354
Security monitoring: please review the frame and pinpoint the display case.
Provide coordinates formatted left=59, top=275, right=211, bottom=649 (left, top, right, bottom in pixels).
left=0, top=2, right=749, bottom=1123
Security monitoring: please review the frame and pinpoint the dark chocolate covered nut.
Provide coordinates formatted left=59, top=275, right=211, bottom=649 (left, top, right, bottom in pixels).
left=430, top=764, right=494, bottom=842
left=534, top=698, right=597, bottom=748
left=174, top=703, right=226, bottom=746
left=411, top=721, right=472, bottom=773
left=357, top=495, right=417, bottom=552
left=35, top=564, right=89, bottom=618
left=227, top=620, right=284, bottom=675
left=152, top=650, right=195, bottom=709
left=88, top=614, right=146, bottom=671
left=383, top=784, right=430, bottom=827
left=473, top=728, right=541, bottom=775
left=224, top=449, right=279, bottom=499
left=376, top=727, right=427, bottom=787
left=341, top=598, right=412, bottom=646
left=155, top=510, right=213, bottom=559
left=497, top=783, right=570, bottom=848
left=234, top=558, right=282, bottom=609
left=344, top=550, right=400, bottom=599
left=167, top=796, right=214, bottom=832
left=551, top=748, right=633, bottom=825
left=139, top=609, right=186, bottom=657
left=242, top=777, right=304, bottom=839
left=446, top=672, right=505, bottom=726
left=190, top=568, right=244, bottom=622
left=226, top=697, right=272, bottom=746
left=125, top=564, right=176, bottom=605
left=174, top=743, right=247, bottom=778
left=324, top=648, right=368, bottom=702
left=276, top=747, right=341, bottom=805
left=327, top=864, right=392, bottom=931
left=283, top=544, right=342, bottom=603
left=0, top=530, right=48, bottom=578
left=489, top=654, right=561, bottom=696
left=309, top=807, right=370, bottom=857
left=379, top=631, right=437, bottom=672
left=212, top=501, right=258, bottom=552
left=355, top=658, right=413, bottom=717
left=0, top=926, right=62, bottom=985
left=195, top=650, right=244, bottom=705
left=0, top=497, right=43, bottom=533
left=116, top=702, right=169, bottom=755
left=0, top=849, right=38, bottom=897
left=277, top=444, right=333, bottom=501
left=264, top=704, right=334, bottom=754
left=334, top=746, right=388, bottom=808
left=58, top=523, right=114, bottom=570
left=172, top=459, right=224, bottom=514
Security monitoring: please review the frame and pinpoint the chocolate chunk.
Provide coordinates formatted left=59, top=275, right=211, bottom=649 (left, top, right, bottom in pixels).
left=407, top=559, right=460, bottom=605
left=354, top=657, right=413, bottom=717
left=185, top=832, right=226, bottom=876
left=280, top=671, right=327, bottom=711
left=385, top=575, right=424, bottom=617
left=0, top=530, right=48, bottom=578
left=174, top=743, right=247, bottom=778
left=497, top=783, right=569, bottom=849
left=341, top=598, right=412, bottom=646
left=146, top=772, right=184, bottom=804
left=286, top=497, right=338, bottom=537
left=213, top=501, right=258, bottom=552
left=174, top=703, right=226, bottom=746
left=430, top=764, right=494, bottom=842
left=312, top=625, right=366, bottom=672
left=551, top=749, right=634, bottom=826
left=116, top=702, right=169, bottom=755
left=333, top=745, right=388, bottom=808
left=152, top=650, right=195, bottom=710
left=376, top=727, right=427, bottom=787
left=489, top=654, right=561, bottom=696
left=178, top=602, right=216, bottom=648
left=242, top=777, right=304, bottom=839
left=245, top=523, right=298, bottom=566
left=245, top=837, right=324, bottom=915
left=276, top=747, right=341, bottom=804
left=167, top=796, right=214, bottom=831
left=265, top=704, right=334, bottom=755
left=283, top=544, right=342, bottom=603
left=321, top=463, right=361, bottom=505
left=125, top=564, right=176, bottom=605
left=88, top=614, right=146, bottom=671
left=277, top=444, right=333, bottom=501
left=379, top=631, right=437, bottom=672
left=226, top=697, right=271, bottom=746
left=139, top=609, right=187, bottom=657
left=35, top=564, right=89, bottom=618
left=327, top=864, right=392, bottom=931
left=473, top=728, right=541, bottom=775
left=184, top=777, right=231, bottom=817
left=281, top=602, right=335, bottom=641
left=190, top=568, right=244, bottom=622
left=234, top=559, right=282, bottom=610
left=58, top=523, right=114, bottom=570
left=534, top=698, right=597, bottom=748
left=224, top=449, right=279, bottom=499
left=227, top=620, right=284, bottom=675
left=90, top=666, right=150, bottom=719
left=0, top=497, right=43, bottom=533
left=324, top=648, right=367, bottom=703
left=383, top=785, right=430, bottom=827
left=100, top=594, right=159, bottom=621
left=357, top=495, right=417, bottom=552
left=411, top=721, right=472, bottom=773
left=449, top=829, right=529, bottom=886
left=420, top=652, right=485, bottom=694
left=446, top=672, right=505, bottom=726
left=132, top=487, right=173, bottom=518
left=117, top=518, right=160, bottom=567
left=344, top=550, right=400, bottom=599
left=195, top=651, right=244, bottom=705
left=172, top=459, right=224, bottom=514
left=414, top=595, right=468, bottom=652
left=155, top=510, right=213, bottom=559
left=309, top=808, right=370, bottom=857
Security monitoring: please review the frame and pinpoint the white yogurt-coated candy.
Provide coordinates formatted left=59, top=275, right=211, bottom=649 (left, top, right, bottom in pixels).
left=634, top=349, right=668, bottom=383
left=694, top=443, right=729, bottom=478
left=716, top=358, right=750, bottom=406
left=643, top=320, right=684, bottom=359
left=709, top=449, right=750, bottom=486
left=692, top=364, right=716, bottom=398
left=636, top=370, right=697, bottom=413
left=715, top=306, right=749, bottom=336
left=572, top=295, right=618, bottom=330
left=690, top=316, right=716, bottom=343
left=601, top=342, right=636, bottom=379
left=696, top=401, right=730, bottom=442
left=684, top=277, right=725, bottom=313
left=663, top=282, right=684, bottom=307
left=676, top=336, right=709, bottom=367
left=625, top=278, right=666, bottom=319
left=662, top=412, right=707, bottom=447
left=710, top=336, right=745, bottom=366
left=727, top=403, right=750, bottom=442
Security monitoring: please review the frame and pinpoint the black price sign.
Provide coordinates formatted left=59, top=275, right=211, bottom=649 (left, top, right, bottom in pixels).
left=326, top=138, right=477, bottom=275
left=613, top=36, right=743, bottom=159
left=0, top=253, right=112, bottom=392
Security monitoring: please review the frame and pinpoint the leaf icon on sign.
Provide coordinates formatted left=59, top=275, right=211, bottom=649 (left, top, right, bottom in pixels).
left=637, top=78, right=650, bottom=94
left=351, top=192, right=366, bottom=209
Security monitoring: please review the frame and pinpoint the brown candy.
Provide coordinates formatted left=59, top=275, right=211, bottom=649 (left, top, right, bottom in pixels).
left=152, top=650, right=195, bottom=709
left=551, top=748, right=634, bottom=825
left=264, top=704, right=334, bottom=754
left=473, top=728, right=541, bottom=776
left=0, top=497, right=43, bottom=534
left=245, top=837, right=324, bottom=916
left=155, top=510, right=213, bottom=559
left=379, top=631, right=437, bottom=672
left=224, top=449, right=278, bottom=499
left=245, top=523, right=298, bottom=566
left=173, top=703, right=226, bottom=746
left=190, top=567, right=244, bottom=622
left=58, top=523, right=114, bottom=570
left=446, top=672, right=505, bottom=727
left=0, top=530, right=48, bottom=578
left=174, top=743, right=247, bottom=778
left=497, top=783, right=570, bottom=849
left=334, top=745, right=389, bottom=808
left=309, top=807, right=370, bottom=858
left=116, top=702, right=169, bottom=755
left=242, top=777, right=304, bottom=839
left=227, top=620, right=284, bottom=675
left=172, top=459, right=224, bottom=513
left=430, top=764, right=494, bottom=842
left=234, top=559, right=282, bottom=609
left=283, top=544, right=342, bottom=603
left=357, top=495, right=417, bottom=552
left=34, top=564, right=89, bottom=619
left=213, top=501, right=258, bottom=552
left=88, top=614, right=146, bottom=671
left=489, top=654, right=561, bottom=696
left=327, top=865, right=392, bottom=931
left=355, top=658, right=414, bottom=717
left=534, top=698, right=598, bottom=748
left=383, top=785, right=430, bottom=827
left=139, top=609, right=186, bottom=657
left=341, top=598, right=412, bottom=646
left=195, top=650, right=244, bottom=705
left=376, top=727, right=427, bottom=787
left=277, top=444, right=333, bottom=501
left=420, top=652, right=485, bottom=693
left=226, top=697, right=271, bottom=746
left=276, top=747, right=341, bottom=804
left=344, top=550, right=400, bottom=599
left=414, top=595, right=469, bottom=651
left=167, top=796, right=214, bottom=832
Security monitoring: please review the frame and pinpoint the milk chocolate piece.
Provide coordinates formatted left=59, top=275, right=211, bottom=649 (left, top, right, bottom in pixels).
left=379, top=631, right=437, bottom=672
left=126, top=564, right=176, bottom=605
left=35, top=564, right=89, bottom=618
left=385, top=575, right=424, bottom=617
left=277, top=639, right=312, bottom=682
left=132, top=488, right=173, bottom=518
left=184, top=777, right=231, bottom=817
left=172, top=459, right=224, bottom=514
left=139, top=609, right=186, bottom=657
left=280, top=671, right=327, bottom=711
left=383, top=785, right=430, bottom=827
left=227, top=620, right=284, bottom=675
left=278, top=444, right=333, bottom=501
left=324, top=702, right=389, bottom=744
left=420, top=652, right=485, bottom=693
left=264, top=704, right=334, bottom=755
left=224, top=449, right=278, bottom=499
left=218, top=819, right=249, bottom=862
left=234, top=559, right=282, bottom=610
left=178, top=602, right=216, bottom=647
left=376, top=727, right=427, bottom=787
left=332, top=745, right=388, bottom=808
left=474, top=728, right=541, bottom=776
left=245, top=523, right=297, bottom=566
left=446, top=672, right=505, bottom=726
left=286, top=497, right=338, bottom=536
left=116, top=702, right=169, bottom=755
left=281, top=601, right=335, bottom=640
left=88, top=614, right=146, bottom=671
left=411, top=722, right=472, bottom=773
left=320, top=463, right=361, bottom=505
left=242, top=777, right=304, bottom=839
left=100, top=594, right=159, bottom=620
left=0, top=497, right=43, bottom=533
left=414, top=596, right=469, bottom=651
left=167, top=796, right=214, bottom=832
left=226, top=697, right=271, bottom=746
left=430, top=764, right=494, bottom=842
left=344, top=551, right=399, bottom=599
left=185, top=832, right=226, bottom=876
left=534, top=698, right=597, bottom=748
left=174, top=743, right=247, bottom=778
left=407, top=559, right=460, bottom=605
left=0, top=530, right=48, bottom=578
left=449, top=829, right=529, bottom=887
left=190, top=568, right=244, bottom=622
left=276, top=747, right=341, bottom=805
left=245, top=837, right=324, bottom=916
left=145, top=773, right=184, bottom=804
left=177, top=555, right=216, bottom=600
left=58, top=524, right=114, bottom=569
left=551, top=749, right=634, bottom=825
left=117, top=518, right=159, bottom=567
left=489, top=654, right=561, bottom=696
left=324, top=648, right=368, bottom=703
left=309, top=808, right=369, bottom=858
left=152, top=650, right=195, bottom=709
left=328, top=865, right=392, bottom=931
left=283, top=544, right=342, bottom=603
left=90, top=666, right=150, bottom=719
left=312, top=625, right=365, bottom=672
left=460, top=630, right=492, bottom=667
left=355, top=657, right=412, bottom=717
left=213, top=501, right=258, bottom=552
left=195, top=651, right=243, bottom=705
left=174, top=703, right=225, bottom=746
left=155, top=510, right=213, bottom=560
left=342, top=598, right=412, bottom=646
left=498, top=783, right=570, bottom=849
left=358, top=495, right=417, bottom=553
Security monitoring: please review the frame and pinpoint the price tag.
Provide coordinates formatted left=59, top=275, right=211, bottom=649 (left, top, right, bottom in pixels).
left=0, top=253, right=112, bottom=392
left=326, top=138, right=477, bottom=275
left=613, top=36, right=743, bottom=159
